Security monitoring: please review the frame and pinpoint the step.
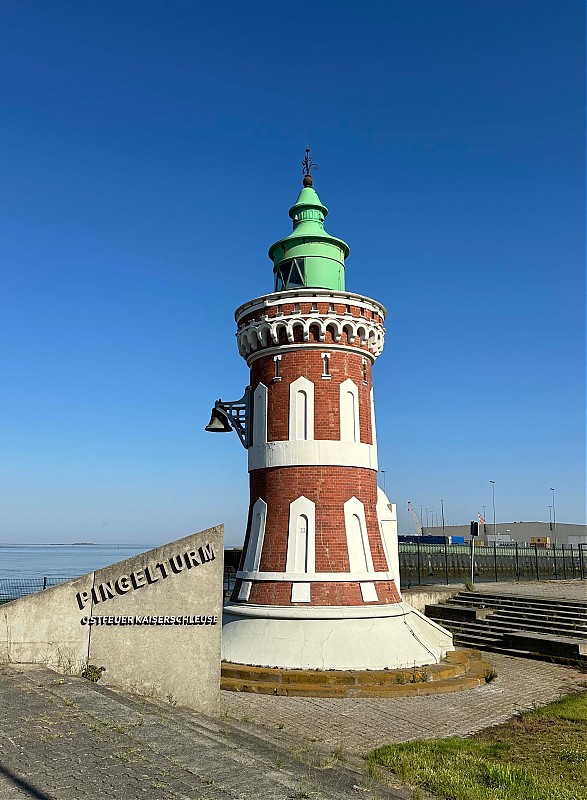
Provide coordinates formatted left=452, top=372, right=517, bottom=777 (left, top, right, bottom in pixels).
left=454, top=592, right=587, bottom=611
left=449, top=597, right=587, bottom=616
left=501, top=631, right=587, bottom=659
left=489, top=609, right=587, bottom=625
left=432, top=620, right=504, bottom=635
left=427, top=626, right=503, bottom=646
left=221, top=655, right=492, bottom=698
left=424, top=603, right=494, bottom=622
left=486, top=616, right=587, bottom=637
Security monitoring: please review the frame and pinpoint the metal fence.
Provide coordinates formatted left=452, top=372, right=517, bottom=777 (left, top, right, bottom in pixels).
left=0, top=542, right=585, bottom=603
left=0, top=576, right=69, bottom=602
left=399, top=541, right=587, bottom=587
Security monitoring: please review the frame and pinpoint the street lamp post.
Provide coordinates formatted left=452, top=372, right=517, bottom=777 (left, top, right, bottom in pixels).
left=490, top=481, right=496, bottom=542
left=550, top=488, right=556, bottom=540
left=441, top=499, right=445, bottom=531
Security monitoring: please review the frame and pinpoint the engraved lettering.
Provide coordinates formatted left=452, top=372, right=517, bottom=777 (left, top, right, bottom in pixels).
left=130, top=569, right=146, bottom=589
left=115, top=576, right=131, bottom=593
left=169, top=555, right=183, bottom=575
left=99, top=581, right=116, bottom=602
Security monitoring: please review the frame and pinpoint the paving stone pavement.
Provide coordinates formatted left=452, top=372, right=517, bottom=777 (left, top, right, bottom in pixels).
left=0, top=581, right=585, bottom=799
left=221, top=652, right=587, bottom=752
left=0, top=664, right=408, bottom=800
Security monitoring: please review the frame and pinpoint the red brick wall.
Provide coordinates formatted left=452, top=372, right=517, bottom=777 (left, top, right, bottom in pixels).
left=231, top=463, right=402, bottom=607
left=250, top=350, right=373, bottom=443
left=231, top=579, right=400, bottom=606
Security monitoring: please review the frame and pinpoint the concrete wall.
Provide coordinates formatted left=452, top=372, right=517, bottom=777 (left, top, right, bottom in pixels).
left=0, top=525, right=224, bottom=712
left=417, top=522, right=587, bottom=547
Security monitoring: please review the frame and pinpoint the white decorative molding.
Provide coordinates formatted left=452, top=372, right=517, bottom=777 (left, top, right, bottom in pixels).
left=242, top=498, right=267, bottom=573
left=344, top=496, right=375, bottom=574
left=360, top=582, right=379, bottom=602
left=235, top=289, right=387, bottom=322
left=237, top=313, right=385, bottom=360
left=370, top=387, right=377, bottom=450
left=377, top=488, right=400, bottom=593
left=291, top=582, right=311, bottom=602
left=286, top=496, right=316, bottom=573
left=286, top=496, right=316, bottom=603
left=235, top=570, right=394, bottom=582
left=224, top=601, right=410, bottom=620
left=248, top=440, right=378, bottom=471
left=340, top=378, right=359, bottom=443
left=245, top=343, right=379, bottom=365
left=252, top=383, right=268, bottom=445
left=289, top=376, right=314, bottom=441
left=237, top=580, right=252, bottom=601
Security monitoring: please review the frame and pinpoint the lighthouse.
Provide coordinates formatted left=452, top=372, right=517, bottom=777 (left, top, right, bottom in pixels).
left=208, top=151, right=453, bottom=670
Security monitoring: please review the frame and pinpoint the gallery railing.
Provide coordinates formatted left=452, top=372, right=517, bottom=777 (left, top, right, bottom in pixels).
left=0, top=542, right=585, bottom=602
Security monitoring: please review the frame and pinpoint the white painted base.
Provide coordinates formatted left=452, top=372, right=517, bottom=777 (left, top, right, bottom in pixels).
left=222, top=602, right=454, bottom=670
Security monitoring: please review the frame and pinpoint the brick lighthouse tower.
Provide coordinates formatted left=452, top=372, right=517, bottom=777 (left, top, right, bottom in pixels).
left=209, top=151, right=452, bottom=670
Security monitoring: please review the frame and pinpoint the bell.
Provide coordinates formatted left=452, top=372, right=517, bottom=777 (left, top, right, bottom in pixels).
left=205, top=407, right=232, bottom=433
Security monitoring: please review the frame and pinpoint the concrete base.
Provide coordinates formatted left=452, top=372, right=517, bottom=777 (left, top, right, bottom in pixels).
left=222, top=601, right=454, bottom=670
left=0, top=526, right=224, bottom=712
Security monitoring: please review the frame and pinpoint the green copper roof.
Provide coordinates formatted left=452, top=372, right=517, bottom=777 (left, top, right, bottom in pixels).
left=268, top=180, right=349, bottom=293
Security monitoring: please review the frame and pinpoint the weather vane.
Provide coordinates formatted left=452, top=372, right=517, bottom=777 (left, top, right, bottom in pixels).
left=302, top=146, right=318, bottom=187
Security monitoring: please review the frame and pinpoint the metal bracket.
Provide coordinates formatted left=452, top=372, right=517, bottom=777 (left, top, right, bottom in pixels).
left=213, top=387, right=252, bottom=448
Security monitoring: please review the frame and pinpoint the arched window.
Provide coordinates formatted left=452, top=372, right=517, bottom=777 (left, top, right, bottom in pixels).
left=286, top=496, right=316, bottom=603
left=242, top=498, right=267, bottom=573
left=347, top=513, right=369, bottom=573
left=296, top=390, right=308, bottom=440
left=238, top=498, right=267, bottom=601
left=289, top=377, right=314, bottom=441
left=370, top=387, right=377, bottom=449
left=292, top=515, right=309, bottom=572
left=340, top=379, right=359, bottom=442
left=344, top=496, right=378, bottom=602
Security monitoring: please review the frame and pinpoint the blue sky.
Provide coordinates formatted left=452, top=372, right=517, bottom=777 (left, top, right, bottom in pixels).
left=0, top=1, right=584, bottom=545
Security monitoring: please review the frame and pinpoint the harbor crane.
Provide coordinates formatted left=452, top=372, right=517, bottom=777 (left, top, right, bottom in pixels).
left=407, top=501, right=423, bottom=536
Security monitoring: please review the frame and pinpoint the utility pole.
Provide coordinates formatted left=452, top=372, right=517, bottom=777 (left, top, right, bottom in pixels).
left=490, top=481, right=496, bottom=541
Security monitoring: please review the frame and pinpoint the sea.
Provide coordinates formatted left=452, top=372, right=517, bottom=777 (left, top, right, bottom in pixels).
left=0, top=544, right=154, bottom=582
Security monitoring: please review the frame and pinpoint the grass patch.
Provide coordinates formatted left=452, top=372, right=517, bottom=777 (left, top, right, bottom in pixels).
left=366, top=691, right=587, bottom=800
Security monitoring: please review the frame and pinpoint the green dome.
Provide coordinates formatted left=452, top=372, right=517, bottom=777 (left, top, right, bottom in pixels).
left=268, top=182, right=349, bottom=293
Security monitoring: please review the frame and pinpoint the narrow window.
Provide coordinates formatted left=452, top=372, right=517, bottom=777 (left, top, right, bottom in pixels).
left=293, top=515, right=309, bottom=572
left=286, top=496, right=316, bottom=603
left=344, top=496, right=376, bottom=601
left=311, top=300, right=318, bottom=312
left=321, top=352, right=330, bottom=378
left=289, top=377, right=314, bottom=441
left=329, top=302, right=335, bottom=312
left=243, top=499, right=267, bottom=572
left=362, top=358, right=368, bottom=384
left=340, top=379, right=359, bottom=442
left=296, top=390, right=308, bottom=440
left=273, top=355, right=281, bottom=381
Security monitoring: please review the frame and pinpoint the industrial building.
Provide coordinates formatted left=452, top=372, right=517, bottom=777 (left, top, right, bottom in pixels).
left=417, top=522, right=586, bottom=547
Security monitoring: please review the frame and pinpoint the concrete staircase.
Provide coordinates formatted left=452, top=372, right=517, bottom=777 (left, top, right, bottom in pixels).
left=425, top=590, right=587, bottom=664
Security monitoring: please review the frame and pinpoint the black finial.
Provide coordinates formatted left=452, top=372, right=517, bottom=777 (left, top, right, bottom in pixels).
left=302, top=146, right=318, bottom=187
